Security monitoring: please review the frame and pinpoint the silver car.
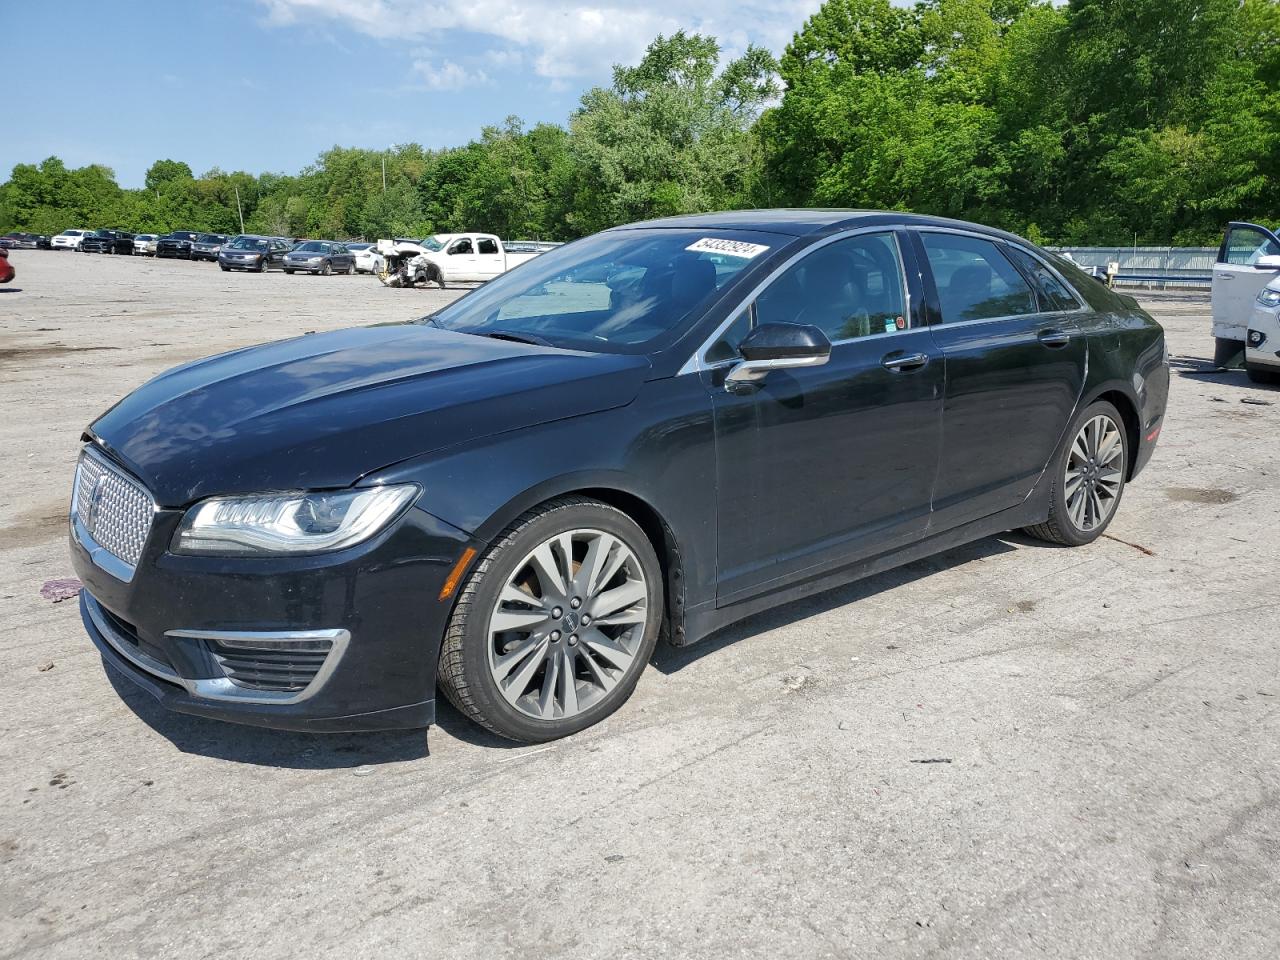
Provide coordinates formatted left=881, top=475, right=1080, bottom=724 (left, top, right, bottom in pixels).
left=133, top=234, right=160, bottom=256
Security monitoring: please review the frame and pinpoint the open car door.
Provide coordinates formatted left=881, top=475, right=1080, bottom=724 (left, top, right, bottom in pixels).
left=1212, top=222, right=1280, bottom=366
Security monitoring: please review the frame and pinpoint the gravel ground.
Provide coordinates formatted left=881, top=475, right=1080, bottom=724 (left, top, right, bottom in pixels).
left=1, top=252, right=1277, bottom=960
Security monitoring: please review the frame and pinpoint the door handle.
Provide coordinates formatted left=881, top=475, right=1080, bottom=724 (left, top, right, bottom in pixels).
left=1038, top=329, right=1071, bottom=348
left=1216, top=273, right=1234, bottom=280
left=881, top=351, right=929, bottom=372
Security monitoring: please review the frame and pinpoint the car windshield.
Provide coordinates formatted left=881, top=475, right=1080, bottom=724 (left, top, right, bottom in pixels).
left=196, top=234, right=220, bottom=243
left=425, top=228, right=782, bottom=352
left=295, top=242, right=326, bottom=253
left=420, top=237, right=446, bottom=252
left=227, top=237, right=268, bottom=251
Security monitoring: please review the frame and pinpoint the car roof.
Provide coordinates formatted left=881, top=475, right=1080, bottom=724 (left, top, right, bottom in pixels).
left=611, top=208, right=1029, bottom=243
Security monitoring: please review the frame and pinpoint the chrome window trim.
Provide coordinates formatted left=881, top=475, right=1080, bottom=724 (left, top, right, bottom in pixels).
left=678, top=227, right=915, bottom=376
left=913, top=226, right=1089, bottom=321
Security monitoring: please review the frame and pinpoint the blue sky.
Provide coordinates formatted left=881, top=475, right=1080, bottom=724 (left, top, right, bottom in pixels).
left=7, top=0, right=825, bottom=188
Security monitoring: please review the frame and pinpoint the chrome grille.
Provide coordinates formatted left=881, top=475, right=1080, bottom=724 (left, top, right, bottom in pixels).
left=73, top=450, right=155, bottom=570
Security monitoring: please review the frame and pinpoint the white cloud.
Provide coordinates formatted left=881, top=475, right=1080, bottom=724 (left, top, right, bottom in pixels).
left=411, top=58, right=486, bottom=90
left=257, top=0, right=825, bottom=80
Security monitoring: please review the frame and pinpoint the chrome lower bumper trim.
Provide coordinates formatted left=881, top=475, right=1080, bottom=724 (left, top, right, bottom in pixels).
left=85, top=592, right=350, bottom=706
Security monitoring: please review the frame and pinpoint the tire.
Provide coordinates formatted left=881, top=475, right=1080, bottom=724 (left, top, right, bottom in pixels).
left=1024, top=400, right=1128, bottom=546
left=256, top=258, right=267, bottom=273
left=284, top=268, right=294, bottom=275
left=220, top=264, right=230, bottom=272
left=438, top=496, right=663, bottom=743
left=1246, top=362, right=1280, bottom=385
left=320, top=260, right=332, bottom=276
left=344, top=263, right=354, bottom=275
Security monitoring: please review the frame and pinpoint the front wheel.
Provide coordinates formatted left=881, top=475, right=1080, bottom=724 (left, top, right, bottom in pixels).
left=219, top=264, right=230, bottom=272
left=284, top=268, right=294, bottom=275
left=1024, top=400, right=1128, bottom=546
left=1246, top=361, right=1280, bottom=385
left=320, top=261, right=332, bottom=276
left=438, top=497, right=663, bottom=743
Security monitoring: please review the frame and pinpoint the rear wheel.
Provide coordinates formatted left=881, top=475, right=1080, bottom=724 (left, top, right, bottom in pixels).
left=344, top=262, right=354, bottom=275
left=438, top=497, right=662, bottom=743
left=1023, top=400, right=1128, bottom=547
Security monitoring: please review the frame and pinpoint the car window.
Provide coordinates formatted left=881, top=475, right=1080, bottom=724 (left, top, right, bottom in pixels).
left=1224, top=225, right=1280, bottom=265
left=705, top=232, right=907, bottom=361
left=478, top=238, right=499, bottom=255
left=451, top=238, right=474, bottom=255
left=429, top=228, right=769, bottom=351
left=1005, top=246, right=1081, bottom=312
left=921, top=233, right=1037, bottom=323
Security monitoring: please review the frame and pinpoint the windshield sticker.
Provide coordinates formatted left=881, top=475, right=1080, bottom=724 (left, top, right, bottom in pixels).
left=686, top=238, right=770, bottom=260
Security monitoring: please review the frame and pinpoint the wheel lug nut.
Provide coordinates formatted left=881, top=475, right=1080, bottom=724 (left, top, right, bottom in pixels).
left=551, top=607, right=562, bottom=618
left=581, top=615, right=591, bottom=625
left=568, top=634, right=578, bottom=646
left=570, top=598, right=581, bottom=609
left=550, top=630, right=561, bottom=642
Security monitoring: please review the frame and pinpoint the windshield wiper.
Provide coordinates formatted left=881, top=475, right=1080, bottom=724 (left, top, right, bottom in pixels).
left=474, top=329, right=555, bottom=347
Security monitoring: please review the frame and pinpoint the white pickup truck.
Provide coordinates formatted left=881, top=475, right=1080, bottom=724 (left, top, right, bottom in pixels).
left=377, top=233, right=557, bottom=287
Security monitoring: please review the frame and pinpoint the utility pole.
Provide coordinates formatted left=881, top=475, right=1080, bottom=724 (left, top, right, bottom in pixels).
left=234, top=184, right=245, bottom=234
left=382, top=155, right=387, bottom=194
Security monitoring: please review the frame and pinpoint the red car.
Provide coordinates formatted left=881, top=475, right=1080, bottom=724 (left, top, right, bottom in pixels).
left=0, top=248, right=14, bottom=284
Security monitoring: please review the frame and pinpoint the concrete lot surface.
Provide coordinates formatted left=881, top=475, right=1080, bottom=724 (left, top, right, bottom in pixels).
left=1, top=253, right=1277, bottom=959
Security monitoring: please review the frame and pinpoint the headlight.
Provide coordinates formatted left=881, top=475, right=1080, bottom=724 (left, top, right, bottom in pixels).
left=308, top=256, right=323, bottom=262
left=1257, top=288, right=1280, bottom=308
left=172, top=484, right=419, bottom=556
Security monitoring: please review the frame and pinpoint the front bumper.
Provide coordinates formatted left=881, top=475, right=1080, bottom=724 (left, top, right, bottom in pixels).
left=156, top=246, right=191, bottom=258
left=220, top=255, right=265, bottom=269
left=72, top=498, right=480, bottom=732
left=1247, top=305, right=1280, bottom=370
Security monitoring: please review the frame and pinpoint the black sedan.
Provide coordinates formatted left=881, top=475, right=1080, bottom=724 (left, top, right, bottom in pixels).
left=217, top=235, right=291, bottom=272
left=191, top=233, right=228, bottom=261
left=70, top=210, right=1168, bottom=742
left=156, top=231, right=202, bottom=259
left=80, top=230, right=136, bottom=254
left=283, top=240, right=356, bottom=275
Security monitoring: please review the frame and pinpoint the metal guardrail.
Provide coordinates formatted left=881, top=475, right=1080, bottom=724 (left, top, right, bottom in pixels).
left=1049, top=246, right=1215, bottom=290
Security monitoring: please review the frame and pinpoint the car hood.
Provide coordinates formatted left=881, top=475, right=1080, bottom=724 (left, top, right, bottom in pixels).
left=89, top=325, right=651, bottom=506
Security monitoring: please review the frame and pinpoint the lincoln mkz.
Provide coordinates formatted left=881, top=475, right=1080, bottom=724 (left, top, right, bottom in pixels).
left=70, top=211, right=1168, bottom=742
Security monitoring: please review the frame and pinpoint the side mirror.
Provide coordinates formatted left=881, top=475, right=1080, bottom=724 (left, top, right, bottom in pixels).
left=1255, top=254, right=1280, bottom=270
left=725, top=323, right=831, bottom=387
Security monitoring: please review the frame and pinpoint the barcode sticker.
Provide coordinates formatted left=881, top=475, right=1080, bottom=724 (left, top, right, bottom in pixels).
left=685, top=238, right=771, bottom=259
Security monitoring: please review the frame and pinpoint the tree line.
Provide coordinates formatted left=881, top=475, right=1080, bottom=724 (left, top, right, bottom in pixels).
left=2, top=0, right=1276, bottom=246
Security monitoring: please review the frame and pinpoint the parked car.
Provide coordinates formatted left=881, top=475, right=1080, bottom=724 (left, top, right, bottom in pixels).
left=0, top=248, right=13, bottom=283
left=191, top=233, right=228, bottom=262
left=2, top=232, right=38, bottom=250
left=1245, top=276, right=1280, bottom=384
left=283, top=240, right=356, bottom=275
left=156, top=231, right=202, bottom=259
left=347, top=242, right=380, bottom=273
left=217, top=235, right=291, bottom=272
left=133, top=234, right=160, bottom=256
left=68, top=210, right=1168, bottom=742
left=51, top=229, right=91, bottom=251
left=1210, top=221, right=1280, bottom=367
left=80, top=230, right=136, bottom=254
left=392, top=232, right=547, bottom=287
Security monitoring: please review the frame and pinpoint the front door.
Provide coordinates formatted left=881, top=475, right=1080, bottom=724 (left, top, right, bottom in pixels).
left=706, top=231, right=943, bottom=604
left=447, top=237, right=479, bottom=280
left=913, top=230, right=1087, bottom=531
left=1212, top=222, right=1280, bottom=354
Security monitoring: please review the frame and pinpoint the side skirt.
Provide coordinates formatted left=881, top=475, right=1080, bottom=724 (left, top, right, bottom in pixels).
left=678, top=483, right=1050, bottom=647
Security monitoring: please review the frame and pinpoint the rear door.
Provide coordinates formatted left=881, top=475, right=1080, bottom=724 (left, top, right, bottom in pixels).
left=1212, top=222, right=1280, bottom=348
left=914, top=229, right=1087, bottom=532
left=475, top=236, right=505, bottom=280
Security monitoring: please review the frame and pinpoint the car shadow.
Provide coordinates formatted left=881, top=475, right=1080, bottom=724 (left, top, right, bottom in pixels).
left=652, top=534, right=1020, bottom=675
left=0, top=287, right=23, bottom=293
left=1169, top=355, right=1278, bottom=391
left=104, top=665, right=430, bottom=768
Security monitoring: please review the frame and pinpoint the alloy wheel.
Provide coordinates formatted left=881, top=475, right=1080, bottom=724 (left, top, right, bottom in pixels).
left=1064, top=414, right=1124, bottom=532
left=487, top=528, right=649, bottom=721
